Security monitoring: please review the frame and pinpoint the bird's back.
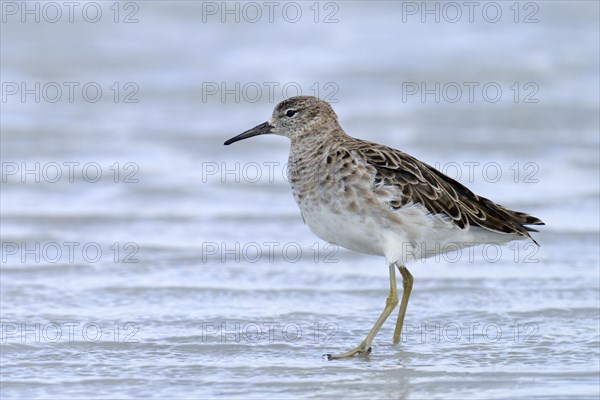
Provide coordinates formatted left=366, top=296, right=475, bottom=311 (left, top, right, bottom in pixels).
left=346, top=136, right=545, bottom=243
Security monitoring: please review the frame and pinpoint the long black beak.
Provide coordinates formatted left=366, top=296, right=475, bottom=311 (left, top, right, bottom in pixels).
left=224, top=121, right=274, bottom=145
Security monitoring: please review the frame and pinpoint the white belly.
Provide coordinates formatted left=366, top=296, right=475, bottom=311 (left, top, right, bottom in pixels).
left=302, top=207, right=386, bottom=256
left=298, top=199, right=522, bottom=265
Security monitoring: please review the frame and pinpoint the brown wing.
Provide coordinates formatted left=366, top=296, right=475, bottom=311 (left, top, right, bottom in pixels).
left=353, top=141, right=544, bottom=242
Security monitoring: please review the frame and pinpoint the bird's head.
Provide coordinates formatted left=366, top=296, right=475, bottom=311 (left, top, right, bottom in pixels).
left=224, top=96, right=339, bottom=145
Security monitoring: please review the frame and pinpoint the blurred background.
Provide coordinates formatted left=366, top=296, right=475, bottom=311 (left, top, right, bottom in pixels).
left=1, top=1, right=599, bottom=399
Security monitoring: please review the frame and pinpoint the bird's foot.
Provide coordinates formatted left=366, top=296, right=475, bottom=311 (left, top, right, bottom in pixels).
left=325, top=342, right=371, bottom=360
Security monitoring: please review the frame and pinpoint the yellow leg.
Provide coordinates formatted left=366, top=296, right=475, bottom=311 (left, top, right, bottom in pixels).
left=327, top=264, right=399, bottom=360
left=392, top=264, right=413, bottom=344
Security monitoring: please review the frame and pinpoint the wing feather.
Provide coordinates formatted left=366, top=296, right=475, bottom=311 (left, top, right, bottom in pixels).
left=353, top=141, right=544, bottom=241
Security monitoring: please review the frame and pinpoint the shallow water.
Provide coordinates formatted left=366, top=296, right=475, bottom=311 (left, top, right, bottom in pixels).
left=1, top=1, right=599, bottom=399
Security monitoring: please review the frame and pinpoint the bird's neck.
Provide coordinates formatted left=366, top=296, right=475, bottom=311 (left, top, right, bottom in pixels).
left=289, top=127, right=346, bottom=157
left=287, top=128, right=348, bottom=180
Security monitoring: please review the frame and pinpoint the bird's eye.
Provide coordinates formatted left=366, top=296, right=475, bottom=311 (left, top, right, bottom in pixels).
left=286, top=109, right=297, bottom=117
